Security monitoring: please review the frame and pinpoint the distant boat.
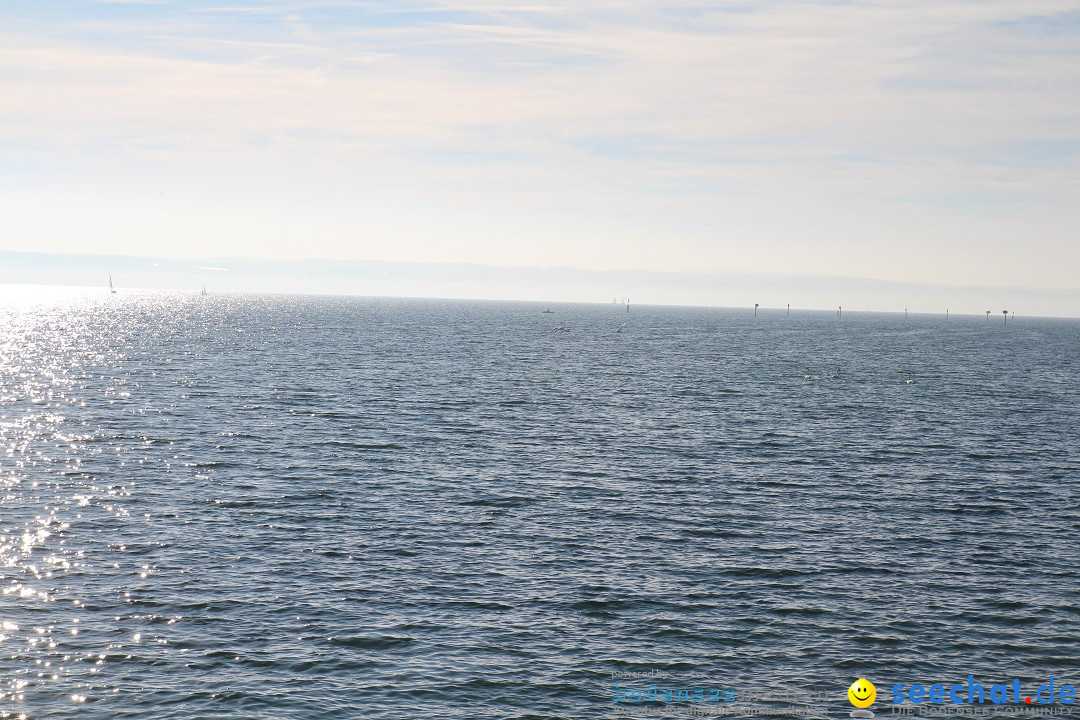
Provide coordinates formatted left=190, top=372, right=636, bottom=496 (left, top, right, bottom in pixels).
left=541, top=309, right=554, bottom=314
left=201, top=286, right=208, bottom=296
left=109, top=273, right=116, bottom=294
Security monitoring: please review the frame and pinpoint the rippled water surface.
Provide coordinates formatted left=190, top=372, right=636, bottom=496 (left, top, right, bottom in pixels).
left=1, top=289, right=1078, bottom=719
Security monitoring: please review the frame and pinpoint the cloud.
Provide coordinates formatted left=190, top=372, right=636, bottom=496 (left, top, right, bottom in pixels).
left=1, top=0, right=1079, bottom=291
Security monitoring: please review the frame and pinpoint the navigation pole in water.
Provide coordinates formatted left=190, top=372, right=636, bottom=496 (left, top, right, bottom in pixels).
left=754, top=303, right=759, bottom=318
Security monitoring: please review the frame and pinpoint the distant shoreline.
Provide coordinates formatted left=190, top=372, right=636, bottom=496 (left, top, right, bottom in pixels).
left=1, top=251, right=1079, bottom=319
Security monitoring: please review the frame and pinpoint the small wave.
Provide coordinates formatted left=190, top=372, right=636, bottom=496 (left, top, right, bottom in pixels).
left=328, top=635, right=415, bottom=649
left=461, top=496, right=539, bottom=507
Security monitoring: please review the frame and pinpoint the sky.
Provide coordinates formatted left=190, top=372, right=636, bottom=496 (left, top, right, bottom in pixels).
left=2, top=1, right=1079, bottom=301
left=5, top=251, right=1080, bottom=316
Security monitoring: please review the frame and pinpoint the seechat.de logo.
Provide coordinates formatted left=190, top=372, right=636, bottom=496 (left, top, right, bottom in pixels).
left=890, top=676, right=1076, bottom=706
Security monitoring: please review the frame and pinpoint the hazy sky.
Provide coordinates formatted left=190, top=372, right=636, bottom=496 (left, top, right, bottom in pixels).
left=3, top=1, right=1079, bottom=289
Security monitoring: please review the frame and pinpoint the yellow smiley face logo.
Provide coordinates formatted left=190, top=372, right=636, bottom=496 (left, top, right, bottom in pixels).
left=848, top=678, right=876, bottom=708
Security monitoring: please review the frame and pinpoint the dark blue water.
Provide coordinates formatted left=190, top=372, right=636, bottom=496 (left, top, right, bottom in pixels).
left=2, top=290, right=1078, bottom=719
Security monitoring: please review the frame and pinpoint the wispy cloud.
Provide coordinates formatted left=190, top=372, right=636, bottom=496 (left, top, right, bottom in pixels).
left=2, top=0, right=1079, bottom=294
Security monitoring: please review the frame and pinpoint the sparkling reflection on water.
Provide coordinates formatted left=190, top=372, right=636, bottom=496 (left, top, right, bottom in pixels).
left=0, top=287, right=1078, bottom=719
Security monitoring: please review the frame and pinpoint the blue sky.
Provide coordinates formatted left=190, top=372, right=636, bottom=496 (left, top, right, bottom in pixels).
left=2, top=0, right=1079, bottom=297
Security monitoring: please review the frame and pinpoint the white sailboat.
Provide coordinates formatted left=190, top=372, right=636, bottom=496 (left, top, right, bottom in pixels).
left=200, top=286, right=208, bottom=296
left=109, top=273, right=117, bottom=294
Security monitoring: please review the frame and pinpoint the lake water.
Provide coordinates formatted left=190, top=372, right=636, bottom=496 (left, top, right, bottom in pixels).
left=1, top=290, right=1078, bottom=719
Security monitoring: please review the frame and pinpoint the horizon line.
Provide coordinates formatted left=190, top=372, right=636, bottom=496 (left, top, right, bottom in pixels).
left=2, top=282, right=1075, bottom=321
